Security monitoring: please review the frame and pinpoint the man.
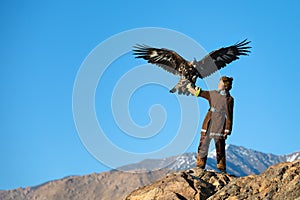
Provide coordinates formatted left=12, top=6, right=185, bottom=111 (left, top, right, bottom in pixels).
left=188, top=76, right=234, bottom=173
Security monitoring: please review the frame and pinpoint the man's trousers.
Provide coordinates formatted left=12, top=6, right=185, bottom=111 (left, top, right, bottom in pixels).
left=196, top=133, right=226, bottom=171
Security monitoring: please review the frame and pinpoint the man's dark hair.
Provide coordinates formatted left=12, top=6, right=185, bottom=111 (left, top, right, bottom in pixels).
left=221, top=76, right=233, bottom=91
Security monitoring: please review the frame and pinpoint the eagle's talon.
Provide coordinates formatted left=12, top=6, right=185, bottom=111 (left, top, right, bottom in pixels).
left=169, top=88, right=176, bottom=93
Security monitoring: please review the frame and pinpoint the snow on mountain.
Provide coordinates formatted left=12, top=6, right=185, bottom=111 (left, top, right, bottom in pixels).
left=118, top=144, right=300, bottom=177
left=285, top=151, right=300, bottom=162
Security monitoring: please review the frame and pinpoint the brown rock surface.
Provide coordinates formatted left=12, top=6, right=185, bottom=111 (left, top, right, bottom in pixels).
left=210, top=159, right=300, bottom=200
left=125, top=168, right=235, bottom=200
left=126, top=159, right=300, bottom=200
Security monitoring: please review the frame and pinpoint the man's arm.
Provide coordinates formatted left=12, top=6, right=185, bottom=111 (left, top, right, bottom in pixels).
left=224, top=97, right=234, bottom=135
left=187, top=85, right=210, bottom=100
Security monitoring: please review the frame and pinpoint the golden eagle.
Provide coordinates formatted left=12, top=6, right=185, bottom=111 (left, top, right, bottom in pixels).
left=133, top=39, right=251, bottom=95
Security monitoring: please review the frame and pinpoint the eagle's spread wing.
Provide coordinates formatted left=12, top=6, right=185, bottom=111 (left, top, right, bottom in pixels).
left=195, top=39, right=251, bottom=78
left=133, top=45, right=189, bottom=75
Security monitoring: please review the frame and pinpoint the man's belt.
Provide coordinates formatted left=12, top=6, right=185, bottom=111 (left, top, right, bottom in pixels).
left=209, top=107, right=225, bottom=114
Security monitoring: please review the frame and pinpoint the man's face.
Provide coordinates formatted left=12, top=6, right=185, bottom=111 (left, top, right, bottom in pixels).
left=218, top=79, right=225, bottom=91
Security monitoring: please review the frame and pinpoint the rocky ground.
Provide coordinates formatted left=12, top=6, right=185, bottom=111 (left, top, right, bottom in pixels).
left=125, top=159, right=300, bottom=200
left=210, top=159, right=300, bottom=200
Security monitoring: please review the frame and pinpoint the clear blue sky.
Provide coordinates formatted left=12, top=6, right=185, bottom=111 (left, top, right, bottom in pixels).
left=1, top=0, right=300, bottom=190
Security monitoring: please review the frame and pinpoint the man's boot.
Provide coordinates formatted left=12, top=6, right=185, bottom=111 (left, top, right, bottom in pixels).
left=196, top=155, right=207, bottom=169
left=217, top=157, right=226, bottom=173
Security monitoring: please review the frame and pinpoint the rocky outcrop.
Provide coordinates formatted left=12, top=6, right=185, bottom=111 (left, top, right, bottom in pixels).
left=125, top=159, right=300, bottom=200
left=125, top=168, right=235, bottom=200
left=210, top=159, right=300, bottom=200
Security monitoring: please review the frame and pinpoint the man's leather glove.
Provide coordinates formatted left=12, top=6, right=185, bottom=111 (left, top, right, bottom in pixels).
left=187, top=84, right=200, bottom=96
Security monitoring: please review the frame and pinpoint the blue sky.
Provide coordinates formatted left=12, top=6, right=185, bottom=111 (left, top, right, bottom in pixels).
left=1, top=0, right=300, bottom=190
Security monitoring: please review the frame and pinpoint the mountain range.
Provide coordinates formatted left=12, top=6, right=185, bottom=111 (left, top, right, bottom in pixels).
left=1, top=144, right=299, bottom=200
left=119, top=144, right=300, bottom=176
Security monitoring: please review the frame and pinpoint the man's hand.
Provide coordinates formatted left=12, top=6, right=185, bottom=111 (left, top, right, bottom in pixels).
left=187, top=84, right=200, bottom=96
left=223, top=130, right=231, bottom=140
